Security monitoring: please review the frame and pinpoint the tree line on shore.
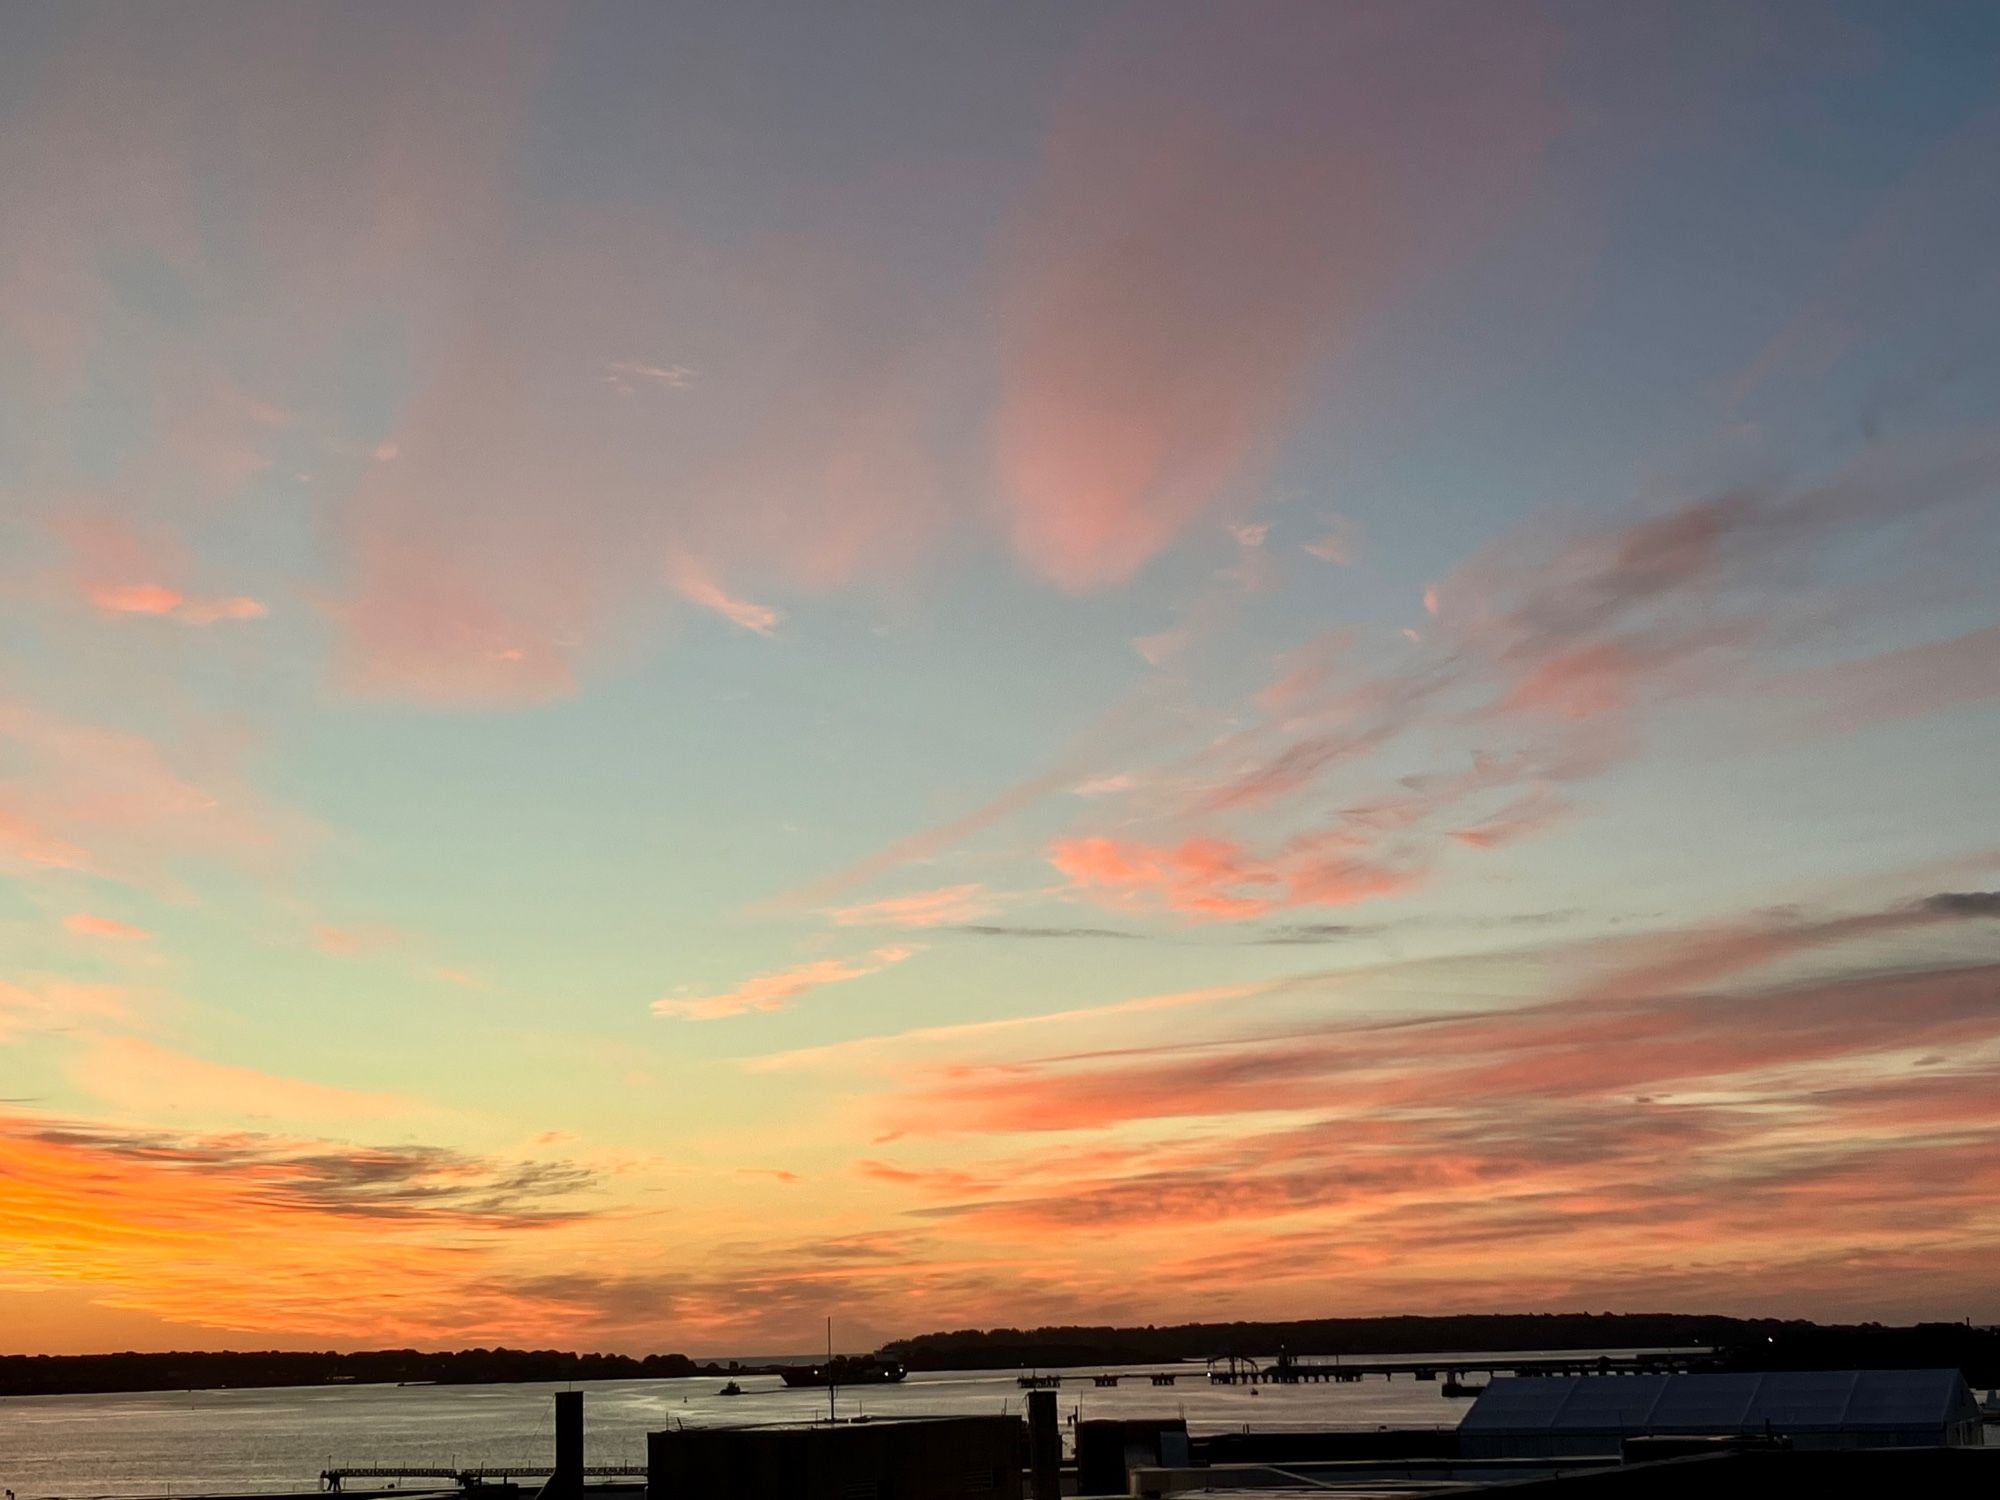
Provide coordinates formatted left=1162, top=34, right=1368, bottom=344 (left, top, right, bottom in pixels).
left=879, top=1312, right=1773, bottom=1368
left=6, top=1312, right=1995, bottom=1396
left=0, top=1348, right=726, bottom=1397
left=879, top=1313, right=2000, bottom=1385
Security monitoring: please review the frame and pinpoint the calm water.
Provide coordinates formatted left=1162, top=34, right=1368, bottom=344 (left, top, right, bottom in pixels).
left=0, top=1351, right=1672, bottom=1497
left=0, top=1363, right=1462, bottom=1497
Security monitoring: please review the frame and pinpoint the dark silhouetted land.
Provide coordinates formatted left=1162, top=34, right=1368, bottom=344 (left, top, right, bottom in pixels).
left=6, top=1314, right=1996, bottom=1397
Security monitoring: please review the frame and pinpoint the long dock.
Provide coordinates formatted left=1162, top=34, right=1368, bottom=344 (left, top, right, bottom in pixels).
left=1205, top=1350, right=1710, bottom=1385
left=321, top=1466, right=646, bottom=1490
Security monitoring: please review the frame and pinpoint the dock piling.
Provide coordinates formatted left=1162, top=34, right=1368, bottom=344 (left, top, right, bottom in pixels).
left=1027, top=1390, right=1060, bottom=1500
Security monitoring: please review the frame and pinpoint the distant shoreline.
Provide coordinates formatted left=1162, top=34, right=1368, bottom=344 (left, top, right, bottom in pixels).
left=7, top=1312, right=1996, bottom=1398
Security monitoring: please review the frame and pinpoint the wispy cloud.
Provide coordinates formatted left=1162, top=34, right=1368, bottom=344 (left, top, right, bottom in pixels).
left=87, top=582, right=267, bottom=625
left=1049, top=833, right=1420, bottom=920
left=1447, top=788, right=1572, bottom=849
left=1781, top=622, right=2000, bottom=732
left=0, top=699, right=315, bottom=887
left=994, top=7, right=1555, bottom=587
left=878, top=896, right=2000, bottom=1139
left=0, top=808, right=89, bottom=872
left=1301, top=515, right=1359, bottom=564
left=63, top=912, right=152, bottom=942
left=23, top=1118, right=595, bottom=1226
left=747, top=981, right=1265, bottom=1074
left=666, top=551, right=784, bottom=636
left=654, top=946, right=919, bottom=1021
left=946, top=923, right=1148, bottom=942
left=0, top=1105, right=604, bottom=1344
left=829, top=884, right=993, bottom=928
left=602, top=359, right=696, bottom=395
left=1922, top=890, right=2000, bottom=917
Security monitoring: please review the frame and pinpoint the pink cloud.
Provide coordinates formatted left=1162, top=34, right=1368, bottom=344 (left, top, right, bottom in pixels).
left=882, top=952, right=2000, bottom=1140
left=776, top=688, right=1172, bottom=908
left=1786, top=622, right=2000, bottom=732
left=666, top=552, right=784, bottom=636
left=63, top=912, right=153, bottom=942
left=0, top=12, right=946, bottom=710
left=64, top=521, right=268, bottom=627
left=328, top=199, right=954, bottom=705
left=654, top=946, right=919, bottom=1021
left=1049, top=833, right=1418, bottom=920
left=0, top=700, right=313, bottom=886
left=0, top=806, right=90, bottom=872
left=88, top=583, right=268, bottom=625
left=1253, top=631, right=1353, bottom=718
left=1133, top=429, right=2000, bottom=906
left=828, top=884, right=992, bottom=928
left=1447, top=788, right=1571, bottom=850
left=87, top=583, right=183, bottom=616
left=336, top=537, right=579, bottom=706
left=994, top=7, right=1556, bottom=588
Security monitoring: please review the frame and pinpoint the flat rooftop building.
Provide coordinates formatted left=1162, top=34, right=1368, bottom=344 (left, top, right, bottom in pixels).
left=1457, top=1368, right=1984, bottom=1458
left=647, top=1416, right=1024, bottom=1500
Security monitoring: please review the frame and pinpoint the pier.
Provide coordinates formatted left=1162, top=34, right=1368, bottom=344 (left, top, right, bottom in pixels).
left=1203, top=1348, right=1711, bottom=1385
left=321, top=1466, right=646, bottom=1491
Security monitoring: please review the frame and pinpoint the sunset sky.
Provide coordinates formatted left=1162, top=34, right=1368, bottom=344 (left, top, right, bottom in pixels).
left=4, top=1, right=2000, bottom=1357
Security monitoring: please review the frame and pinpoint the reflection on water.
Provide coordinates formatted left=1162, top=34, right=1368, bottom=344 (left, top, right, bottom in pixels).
left=0, top=1356, right=1515, bottom=1497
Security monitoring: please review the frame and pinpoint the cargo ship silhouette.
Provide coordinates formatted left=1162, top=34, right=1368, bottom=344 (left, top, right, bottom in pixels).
left=778, top=1356, right=907, bottom=1388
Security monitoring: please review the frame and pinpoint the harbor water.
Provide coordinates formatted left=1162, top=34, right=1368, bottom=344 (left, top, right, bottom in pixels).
left=0, top=1357, right=1504, bottom=1497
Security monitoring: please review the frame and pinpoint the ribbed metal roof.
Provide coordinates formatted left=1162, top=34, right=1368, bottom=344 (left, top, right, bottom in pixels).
left=1458, top=1369, right=1977, bottom=1434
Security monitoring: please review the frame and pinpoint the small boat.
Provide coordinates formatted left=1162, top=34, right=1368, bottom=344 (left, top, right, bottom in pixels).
left=718, top=1381, right=743, bottom=1397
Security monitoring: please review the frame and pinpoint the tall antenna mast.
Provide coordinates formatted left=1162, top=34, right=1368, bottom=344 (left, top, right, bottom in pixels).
left=826, top=1316, right=836, bottom=1423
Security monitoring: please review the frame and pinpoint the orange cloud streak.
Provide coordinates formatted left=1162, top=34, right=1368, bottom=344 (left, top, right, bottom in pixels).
left=63, top=912, right=152, bottom=941
left=654, top=946, right=919, bottom=1021
left=1049, top=833, right=1419, bottom=919
left=0, top=1110, right=600, bottom=1343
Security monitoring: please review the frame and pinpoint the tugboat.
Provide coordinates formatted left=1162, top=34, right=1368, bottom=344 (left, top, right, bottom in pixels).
left=779, top=1356, right=907, bottom=1388
left=718, top=1380, right=743, bottom=1397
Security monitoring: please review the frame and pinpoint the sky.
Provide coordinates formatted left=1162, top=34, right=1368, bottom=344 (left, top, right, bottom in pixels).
left=2, top=0, right=1999, bottom=1357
